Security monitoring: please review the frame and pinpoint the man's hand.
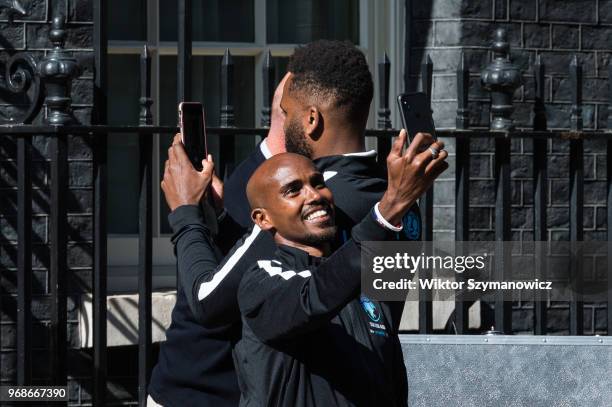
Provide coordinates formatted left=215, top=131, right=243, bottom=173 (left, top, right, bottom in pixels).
left=378, top=130, right=448, bottom=225
left=161, top=134, right=221, bottom=212
left=264, top=71, right=291, bottom=155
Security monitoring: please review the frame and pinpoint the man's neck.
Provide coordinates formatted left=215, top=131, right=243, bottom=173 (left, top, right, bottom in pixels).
left=274, top=235, right=331, bottom=257
left=262, top=134, right=285, bottom=156
left=310, top=125, right=365, bottom=160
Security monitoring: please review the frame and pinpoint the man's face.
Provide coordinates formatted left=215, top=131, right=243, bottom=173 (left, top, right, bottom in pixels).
left=261, top=157, right=336, bottom=247
left=280, top=76, right=314, bottom=158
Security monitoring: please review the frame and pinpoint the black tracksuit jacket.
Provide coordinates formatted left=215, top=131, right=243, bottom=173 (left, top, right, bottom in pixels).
left=194, top=151, right=421, bottom=328
left=150, top=150, right=422, bottom=406
left=234, top=213, right=409, bottom=407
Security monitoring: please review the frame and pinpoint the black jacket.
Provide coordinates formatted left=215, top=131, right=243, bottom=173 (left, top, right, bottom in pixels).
left=194, top=151, right=422, bottom=326
left=149, top=150, right=421, bottom=406
left=223, top=142, right=267, bottom=229
left=235, top=213, right=408, bottom=407
left=148, top=144, right=266, bottom=407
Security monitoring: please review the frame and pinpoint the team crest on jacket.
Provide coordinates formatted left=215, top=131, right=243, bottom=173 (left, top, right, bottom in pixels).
left=359, top=295, right=381, bottom=322
left=402, top=210, right=420, bottom=240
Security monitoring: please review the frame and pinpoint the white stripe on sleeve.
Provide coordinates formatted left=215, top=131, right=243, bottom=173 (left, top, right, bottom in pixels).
left=323, top=171, right=337, bottom=181
left=197, top=225, right=262, bottom=300
left=257, top=260, right=311, bottom=280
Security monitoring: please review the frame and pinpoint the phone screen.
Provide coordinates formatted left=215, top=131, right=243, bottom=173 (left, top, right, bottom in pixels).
left=397, top=93, right=436, bottom=143
left=180, top=102, right=207, bottom=171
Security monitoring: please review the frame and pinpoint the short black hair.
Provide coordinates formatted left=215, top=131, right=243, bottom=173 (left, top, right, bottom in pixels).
left=287, top=40, right=373, bottom=119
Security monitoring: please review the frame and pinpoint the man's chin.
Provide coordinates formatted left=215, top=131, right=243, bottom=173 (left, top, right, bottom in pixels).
left=302, top=225, right=337, bottom=245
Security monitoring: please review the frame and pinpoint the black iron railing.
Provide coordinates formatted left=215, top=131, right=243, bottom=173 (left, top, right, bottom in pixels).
left=1, top=1, right=612, bottom=406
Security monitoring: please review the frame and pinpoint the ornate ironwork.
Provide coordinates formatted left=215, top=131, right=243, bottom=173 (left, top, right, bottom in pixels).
left=0, top=52, right=43, bottom=124
left=0, top=0, right=42, bottom=124
left=481, top=28, right=523, bottom=131
left=37, top=16, right=81, bottom=125
left=0, top=0, right=26, bottom=18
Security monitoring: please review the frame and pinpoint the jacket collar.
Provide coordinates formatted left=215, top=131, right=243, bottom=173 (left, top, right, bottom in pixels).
left=313, top=150, right=381, bottom=179
left=275, top=244, right=324, bottom=269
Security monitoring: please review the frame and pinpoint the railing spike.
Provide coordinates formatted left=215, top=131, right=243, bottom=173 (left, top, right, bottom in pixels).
left=222, top=47, right=233, bottom=65
left=377, top=52, right=391, bottom=129
left=421, top=54, right=433, bottom=106
left=570, top=54, right=583, bottom=131
left=533, top=54, right=547, bottom=131
left=570, top=54, right=579, bottom=69
left=177, top=0, right=192, bottom=103
left=456, top=51, right=470, bottom=129
left=261, top=49, right=275, bottom=127
left=608, top=58, right=612, bottom=130
left=139, top=45, right=153, bottom=126
left=220, top=48, right=235, bottom=127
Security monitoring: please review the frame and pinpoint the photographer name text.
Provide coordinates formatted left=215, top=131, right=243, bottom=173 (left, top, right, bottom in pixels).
left=372, top=278, right=553, bottom=292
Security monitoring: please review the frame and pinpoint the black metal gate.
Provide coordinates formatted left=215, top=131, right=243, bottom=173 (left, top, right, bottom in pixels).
left=0, top=1, right=611, bottom=406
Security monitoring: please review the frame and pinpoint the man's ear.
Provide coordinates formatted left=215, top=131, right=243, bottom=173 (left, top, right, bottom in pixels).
left=304, top=106, right=321, bottom=137
left=251, top=208, right=274, bottom=231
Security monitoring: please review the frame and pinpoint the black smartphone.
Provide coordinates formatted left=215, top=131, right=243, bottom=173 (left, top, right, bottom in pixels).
left=178, top=102, right=218, bottom=234
left=397, top=93, right=436, bottom=143
left=178, top=102, right=207, bottom=171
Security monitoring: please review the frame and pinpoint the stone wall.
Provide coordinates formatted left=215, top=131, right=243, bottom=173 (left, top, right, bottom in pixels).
left=408, top=0, right=608, bottom=334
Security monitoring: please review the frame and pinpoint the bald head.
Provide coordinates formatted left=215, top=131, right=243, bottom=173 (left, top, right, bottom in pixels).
left=246, top=152, right=336, bottom=255
left=246, top=153, right=315, bottom=209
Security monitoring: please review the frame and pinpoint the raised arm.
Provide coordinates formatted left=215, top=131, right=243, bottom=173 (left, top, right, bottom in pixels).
left=166, top=202, right=277, bottom=326
left=239, top=131, right=449, bottom=343
left=161, top=134, right=277, bottom=325
left=238, top=212, right=392, bottom=344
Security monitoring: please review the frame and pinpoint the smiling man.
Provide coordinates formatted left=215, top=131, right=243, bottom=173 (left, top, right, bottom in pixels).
left=246, top=155, right=337, bottom=253
left=233, top=132, right=447, bottom=407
